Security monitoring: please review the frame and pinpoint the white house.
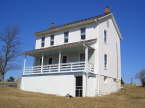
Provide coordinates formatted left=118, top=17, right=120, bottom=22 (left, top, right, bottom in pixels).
left=20, top=8, right=122, bottom=97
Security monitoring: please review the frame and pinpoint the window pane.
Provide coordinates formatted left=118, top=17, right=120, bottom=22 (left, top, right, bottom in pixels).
left=64, top=32, right=69, bottom=43
left=64, top=31, right=69, bottom=36
left=48, top=58, right=52, bottom=64
left=104, top=54, right=107, bottom=68
left=81, top=28, right=86, bottom=40
left=81, top=28, right=86, bottom=33
left=51, top=35, right=54, bottom=40
left=80, top=53, right=85, bottom=61
left=104, top=30, right=107, bottom=43
left=42, top=37, right=45, bottom=41
left=50, top=41, right=54, bottom=45
left=64, top=38, right=68, bottom=43
left=50, top=35, right=54, bottom=45
left=41, top=37, right=45, bottom=47
left=41, top=42, right=44, bottom=47
left=81, top=35, right=86, bottom=40
left=62, top=56, right=67, bottom=63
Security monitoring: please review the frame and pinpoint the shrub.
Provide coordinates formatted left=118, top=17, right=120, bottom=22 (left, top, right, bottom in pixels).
left=136, top=70, right=145, bottom=87
left=7, top=76, right=15, bottom=82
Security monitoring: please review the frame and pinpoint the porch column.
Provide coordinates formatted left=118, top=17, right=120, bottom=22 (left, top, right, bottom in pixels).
left=58, top=51, right=61, bottom=72
left=41, top=55, right=44, bottom=73
left=85, top=46, right=89, bottom=71
left=23, top=56, right=27, bottom=75
left=85, top=45, right=89, bottom=96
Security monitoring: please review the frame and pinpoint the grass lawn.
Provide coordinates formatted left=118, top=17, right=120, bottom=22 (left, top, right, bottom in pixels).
left=0, top=85, right=145, bottom=108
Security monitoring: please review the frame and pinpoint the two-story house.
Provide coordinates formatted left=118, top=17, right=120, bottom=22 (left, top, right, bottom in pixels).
left=20, top=8, right=122, bottom=97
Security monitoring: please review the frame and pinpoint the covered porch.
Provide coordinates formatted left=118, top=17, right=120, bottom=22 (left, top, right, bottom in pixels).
left=23, top=39, right=96, bottom=75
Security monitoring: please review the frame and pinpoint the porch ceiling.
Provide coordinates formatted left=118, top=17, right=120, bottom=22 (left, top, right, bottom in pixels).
left=24, top=39, right=96, bottom=56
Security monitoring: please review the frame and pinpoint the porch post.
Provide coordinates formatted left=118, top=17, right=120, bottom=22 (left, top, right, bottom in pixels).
left=23, top=56, right=27, bottom=75
left=85, top=45, right=88, bottom=96
left=58, top=51, right=61, bottom=72
left=41, top=55, right=44, bottom=73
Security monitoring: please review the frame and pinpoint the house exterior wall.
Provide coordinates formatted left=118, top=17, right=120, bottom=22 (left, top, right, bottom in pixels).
left=97, top=18, right=121, bottom=79
left=35, top=24, right=97, bottom=49
left=95, top=17, right=121, bottom=95
left=21, top=74, right=76, bottom=96
left=98, top=75, right=120, bottom=95
left=21, top=74, right=91, bottom=97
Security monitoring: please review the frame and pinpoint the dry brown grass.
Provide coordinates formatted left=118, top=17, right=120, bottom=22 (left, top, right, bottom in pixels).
left=0, top=85, right=145, bottom=108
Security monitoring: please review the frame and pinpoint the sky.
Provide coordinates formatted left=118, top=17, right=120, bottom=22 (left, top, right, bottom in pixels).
left=0, top=0, right=145, bottom=83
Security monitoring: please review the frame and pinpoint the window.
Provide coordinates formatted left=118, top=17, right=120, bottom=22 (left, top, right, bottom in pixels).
left=62, top=56, right=67, bottom=63
left=104, top=76, right=107, bottom=83
left=113, top=78, right=117, bottom=82
left=80, top=28, right=86, bottom=40
left=104, top=30, right=107, bottom=43
left=48, top=58, right=52, bottom=64
left=41, top=37, right=45, bottom=47
left=80, top=53, right=85, bottom=61
left=50, top=35, right=54, bottom=46
left=64, top=31, right=69, bottom=43
left=104, top=54, right=107, bottom=69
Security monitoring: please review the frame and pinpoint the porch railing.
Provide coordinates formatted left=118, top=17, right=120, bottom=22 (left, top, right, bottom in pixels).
left=23, top=61, right=94, bottom=75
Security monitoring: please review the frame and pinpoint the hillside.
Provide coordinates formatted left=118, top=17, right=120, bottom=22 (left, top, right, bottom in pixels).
left=0, top=85, right=145, bottom=108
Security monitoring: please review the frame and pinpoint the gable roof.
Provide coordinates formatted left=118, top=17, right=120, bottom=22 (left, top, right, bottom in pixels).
left=35, top=12, right=123, bottom=40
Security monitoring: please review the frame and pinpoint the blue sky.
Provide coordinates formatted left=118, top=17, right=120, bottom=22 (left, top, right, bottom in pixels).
left=0, top=0, right=145, bottom=83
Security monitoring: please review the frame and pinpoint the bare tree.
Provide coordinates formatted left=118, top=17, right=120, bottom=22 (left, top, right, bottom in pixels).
left=0, top=26, right=20, bottom=81
left=136, top=69, right=145, bottom=87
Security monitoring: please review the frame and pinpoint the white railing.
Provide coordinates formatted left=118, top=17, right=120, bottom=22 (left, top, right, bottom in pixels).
left=23, top=61, right=94, bottom=75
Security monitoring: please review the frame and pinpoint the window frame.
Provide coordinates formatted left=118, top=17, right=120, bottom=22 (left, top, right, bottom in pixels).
left=62, top=56, right=67, bottom=63
left=64, top=31, right=69, bottom=43
left=104, top=30, right=107, bottom=43
left=80, top=28, right=86, bottom=40
left=79, top=53, right=85, bottom=61
left=104, top=54, right=107, bottom=69
left=41, top=37, right=45, bottom=47
left=50, top=35, right=54, bottom=46
left=48, top=57, right=53, bottom=65
left=104, top=76, right=108, bottom=83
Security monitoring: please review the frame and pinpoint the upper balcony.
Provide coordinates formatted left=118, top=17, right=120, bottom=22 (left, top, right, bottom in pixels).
left=23, top=39, right=96, bottom=76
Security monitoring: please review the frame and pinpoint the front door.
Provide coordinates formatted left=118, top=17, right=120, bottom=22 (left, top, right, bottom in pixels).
left=75, top=76, right=83, bottom=97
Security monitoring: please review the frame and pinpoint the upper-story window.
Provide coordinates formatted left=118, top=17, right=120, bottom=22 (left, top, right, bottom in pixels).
left=41, top=37, right=45, bottom=47
left=50, top=35, right=54, bottom=46
left=104, top=54, right=107, bottom=69
left=80, top=28, right=86, bottom=40
left=64, top=31, right=69, bottom=43
left=104, top=30, right=107, bottom=43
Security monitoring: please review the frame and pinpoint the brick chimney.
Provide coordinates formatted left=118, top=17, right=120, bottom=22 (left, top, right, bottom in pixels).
left=104, top=7, right=111, bottom=14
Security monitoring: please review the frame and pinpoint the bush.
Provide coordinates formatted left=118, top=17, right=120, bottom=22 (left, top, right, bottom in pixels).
left=136, top=70, right=145, bottom=87
left=7, top=77, right=15, bottom=82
